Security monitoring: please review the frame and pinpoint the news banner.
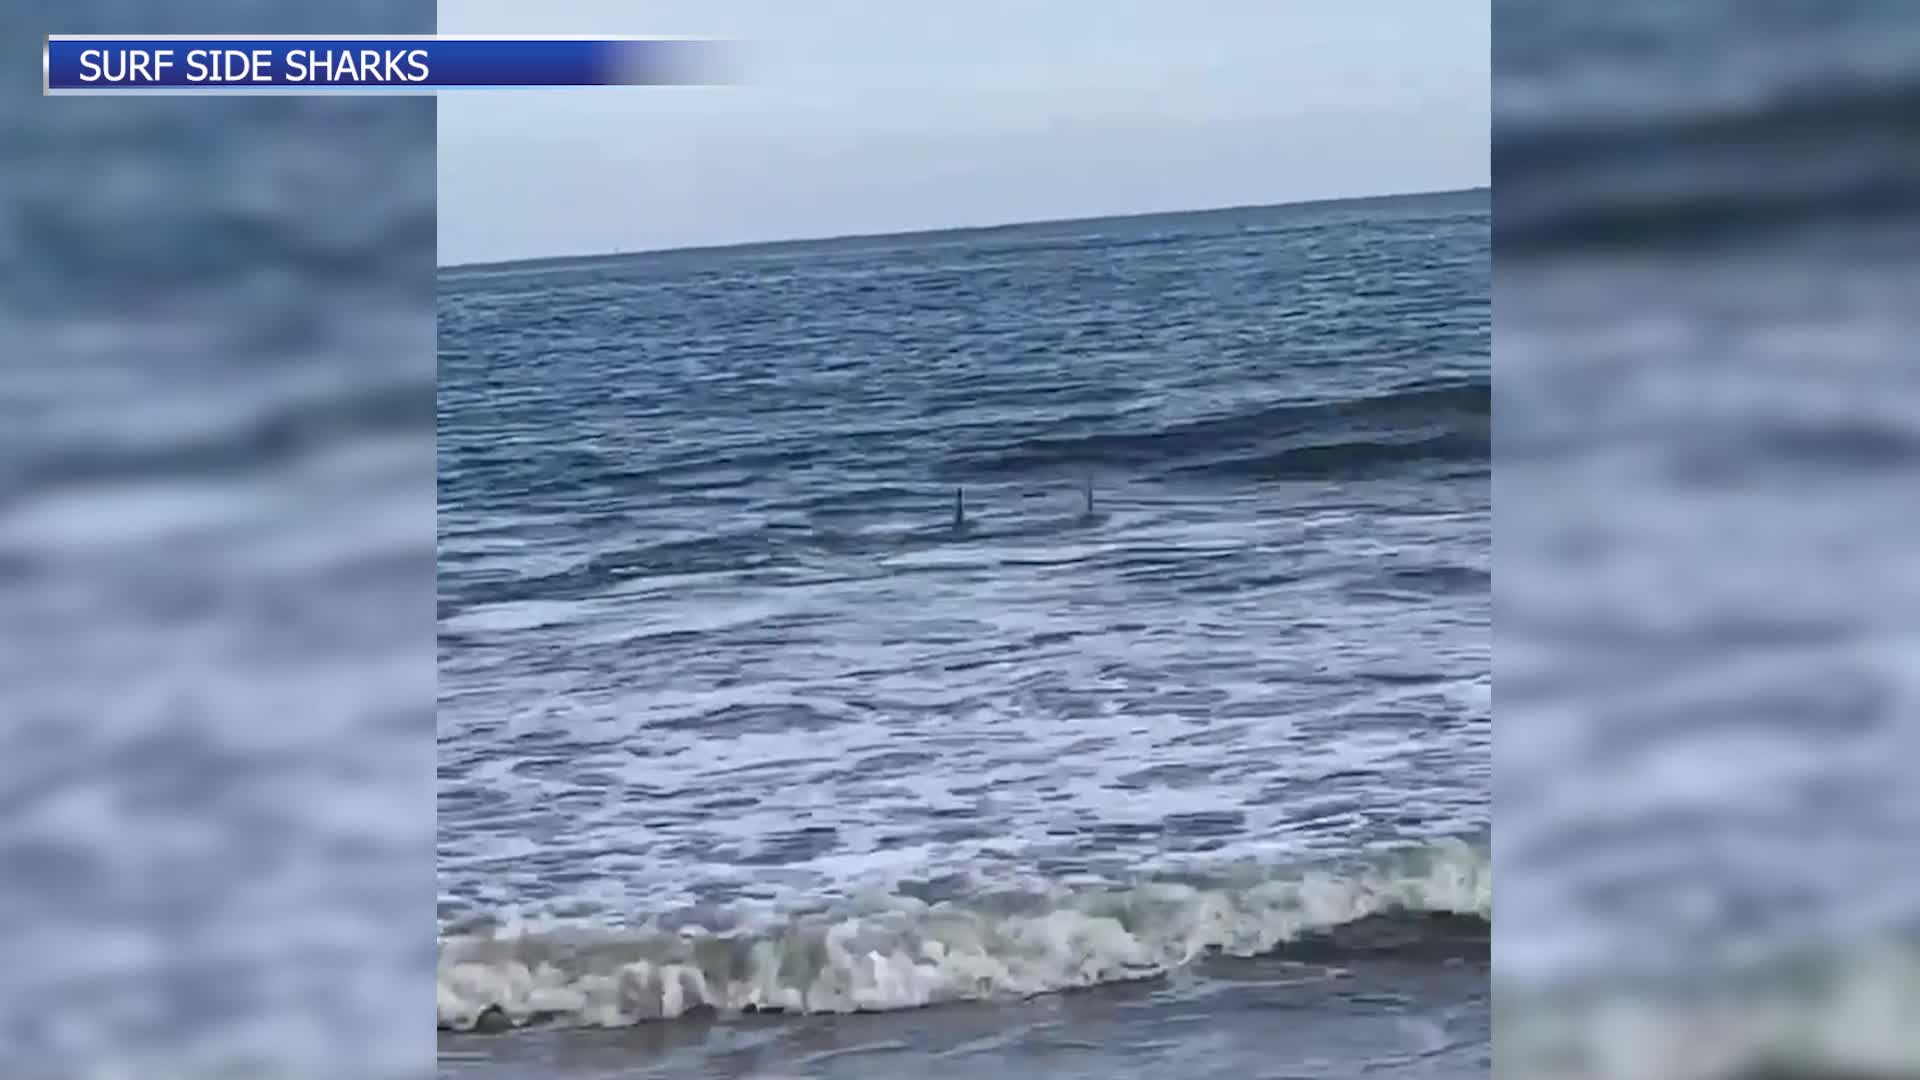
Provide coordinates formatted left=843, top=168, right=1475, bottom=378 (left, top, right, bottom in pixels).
left=43, top=35, right=729, bottom=93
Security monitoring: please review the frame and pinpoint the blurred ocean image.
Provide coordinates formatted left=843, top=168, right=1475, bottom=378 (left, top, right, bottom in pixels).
left=1496, top=1, right=1920, bottom=1076
left=1, top=2, right=437, bottom=1077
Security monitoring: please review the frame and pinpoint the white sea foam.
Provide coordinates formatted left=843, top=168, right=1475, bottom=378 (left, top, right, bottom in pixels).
left=437, top=838, right=1487, bottom=1031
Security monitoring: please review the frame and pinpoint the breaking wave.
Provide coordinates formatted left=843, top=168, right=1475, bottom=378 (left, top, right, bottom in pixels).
left=438, top=838, right=1488, bottom=1033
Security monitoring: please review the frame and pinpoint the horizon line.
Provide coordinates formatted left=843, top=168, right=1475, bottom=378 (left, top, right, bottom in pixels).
left=437, top=184, right=1489, bottom=273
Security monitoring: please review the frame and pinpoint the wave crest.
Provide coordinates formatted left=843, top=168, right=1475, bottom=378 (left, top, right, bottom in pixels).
left=437, top=838, right=1488, bottom=1032
left=956, top=377, right=1489, bottom=480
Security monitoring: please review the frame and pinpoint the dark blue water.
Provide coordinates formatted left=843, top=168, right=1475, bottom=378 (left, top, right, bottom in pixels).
left=436, top=189, right=1490, bottom=1079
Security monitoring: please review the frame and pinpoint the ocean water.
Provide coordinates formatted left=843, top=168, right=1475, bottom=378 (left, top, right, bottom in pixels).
left=1496, top=1, right=1920, bottom=1077
left=0, top=0, right=437, bottom=1076
left=436, top=189, right=1490, bottom=1078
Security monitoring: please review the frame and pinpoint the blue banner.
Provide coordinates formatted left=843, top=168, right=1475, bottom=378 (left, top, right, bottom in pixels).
left=44, top=36, right=729, bottom=93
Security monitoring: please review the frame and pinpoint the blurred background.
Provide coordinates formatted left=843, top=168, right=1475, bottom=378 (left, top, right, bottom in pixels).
left=1, top=1, right=434, bottom=1078
left=1494, top=1, right=1920, bottom=1077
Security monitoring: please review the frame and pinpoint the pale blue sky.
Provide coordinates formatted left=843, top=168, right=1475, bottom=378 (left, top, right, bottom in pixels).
left=437, top=1, right=1489, bottom=265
